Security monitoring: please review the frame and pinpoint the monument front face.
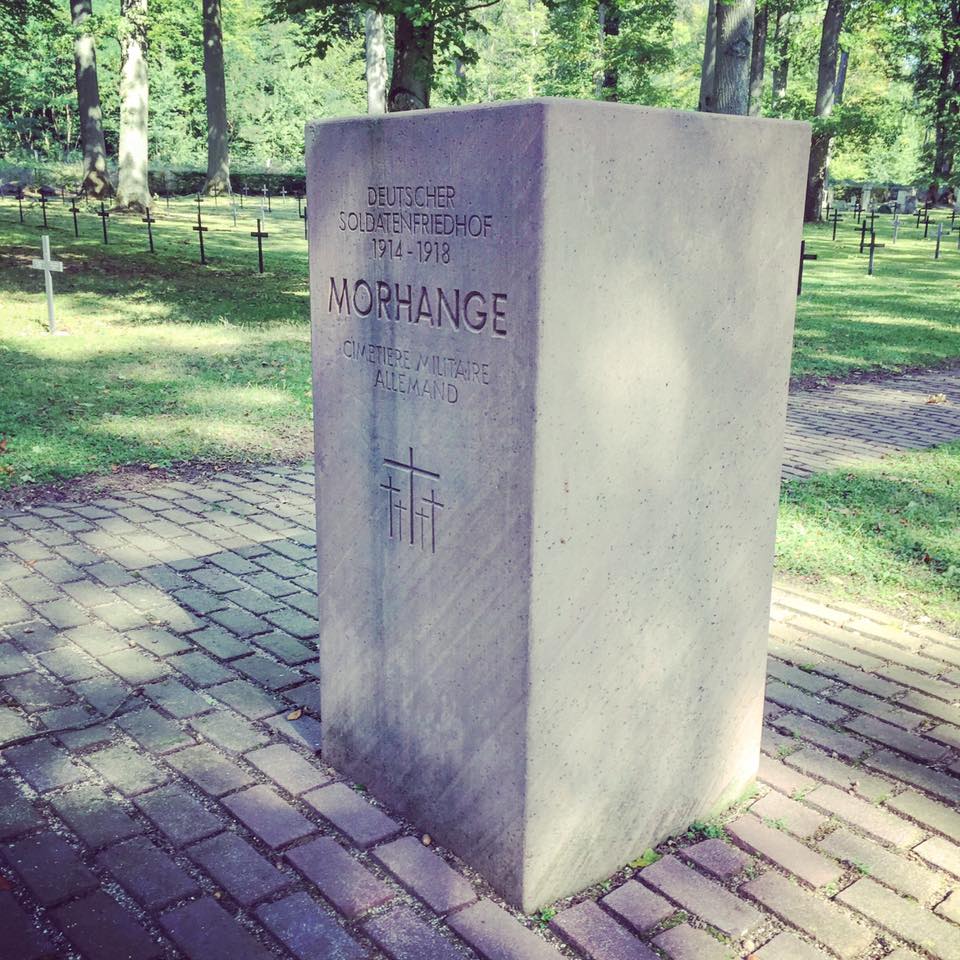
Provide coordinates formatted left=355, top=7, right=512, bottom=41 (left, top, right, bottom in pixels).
left=307, top=100, right=810, bottom=911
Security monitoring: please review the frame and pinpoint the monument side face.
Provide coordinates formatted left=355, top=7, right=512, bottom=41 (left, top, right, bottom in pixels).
left=522, top=102, right=810, bottom=908
left=306, top=102, right=546, bottom=897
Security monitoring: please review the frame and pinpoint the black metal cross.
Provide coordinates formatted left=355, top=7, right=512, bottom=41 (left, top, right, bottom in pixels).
left=915, top=207, right=925, bottom=229
left=143, top=209, right=157, bottom=253
left=829, top=208, right=844, bottom=241
left=69, top=196, right=81, bottom=237
left=17, top=191, right=24, bottom=223
left=300, top=203, right=307, bottom=240
left=251, top=218, right=269, bottom=273
left=921, top=212, right=934, bottom=239
left=854, top=199, right=862, bottom=223
left=856, top=219, right=868, bottom=254
left=37, top=194, right=49, bottom=229
left=867, top=228, right=885, bottom=275
left=193, top=205, right=208, bottom=264
left=96, top=200, right=110, bottom=243
left=296, top=194, right=302, bottom=218
left=934, top=222, right=944, bottom=260
left=798, top=240, right=817, bottom=295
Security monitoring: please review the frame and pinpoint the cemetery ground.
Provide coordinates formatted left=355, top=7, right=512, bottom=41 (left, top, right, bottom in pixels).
left=1, top=195, right=959, bottom=632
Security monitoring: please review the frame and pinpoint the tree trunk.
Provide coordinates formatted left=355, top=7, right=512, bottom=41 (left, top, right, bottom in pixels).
left=771, top=5, right=789, bottom=105
left=598, top=1, right=620, bottom=101
left=834, top=47, right=848, bottom=104
left=749, top=3, right=768, bottom=117
left=365, top=9, right=387, bottom=114
left=803, top=0, right=846, bottom=222
left=715, top=0, right=755, bottom=116
left=931, top=7, right=960, bottom=195
left=116, top=0, right=150, bottom=211
left=699, top=0, right=717, bottom=112
left=71, top=0, right=111, bottom=197
left=388, top=12, right=433, bottom=111
left=202, top=0, right=230, bottom=193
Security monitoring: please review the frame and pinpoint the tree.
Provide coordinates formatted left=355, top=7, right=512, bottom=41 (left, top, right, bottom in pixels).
left=202, top=0, right=230, bottom=192
left=804, top=0, right=846, bottom=221
left=770, top=0, right=790, bottom=105
left=116, top=0, right=149, bottom=209
left=71, top=0, right=112, bottom=195
left=365, top=7, right=387, bottom=112
left=749, top=0, right=767, bottom=115
left=390, top=9, right=434, bottom=108
left=698, top=0, right=717, bottom=110
left=714, top=0, right=755, bottom=114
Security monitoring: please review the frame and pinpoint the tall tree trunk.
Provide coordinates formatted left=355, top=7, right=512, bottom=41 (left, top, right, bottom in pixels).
left=749, top=3, right=768, bottom=117
left=931, top=7, right=960, bottom=196
left=366, top=9, right=387, bottom=114
left=804, top=0, right=846, bottom=222
left=202, top=0, right=230, bottom=193
left=597, top=1, right=620, bottom=100
left=834, top=47, right=848, bottom=104
left=388, top=12, right=433, bottom=111
left=71, top=0, right=111, bottom=197
left=715, top=0, right=755, bottom=115
left=116, top=0, right=150, bottom=210
left=771, top=5, right=789, bottom=106
left=699, top=0, right=717, bottom=112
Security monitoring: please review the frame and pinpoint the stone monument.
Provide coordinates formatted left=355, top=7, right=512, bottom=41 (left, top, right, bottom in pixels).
left=306, top=99, right=810, bottom=912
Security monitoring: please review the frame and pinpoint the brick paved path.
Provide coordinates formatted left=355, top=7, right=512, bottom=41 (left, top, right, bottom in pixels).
left=783, top=365, right=960, bottom=480
left=1, top=466, right=959, bottom=960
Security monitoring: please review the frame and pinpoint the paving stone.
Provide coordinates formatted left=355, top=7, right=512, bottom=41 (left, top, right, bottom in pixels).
left=757, top=755, right=816, bottom=798
left=783, top=748, right=893, bottom=803
left=258, top=891, right=367, bottom=960
left=64, top=623, right=128, bottom=658
left=160, top=896, right=275, bottom=960
left=638, top=855, right=762, bottom=938
left=170, top=651, right=236, bottom=687
left=172, top=587, right=228, bottom=615
left=548, top=900, right=655, bottom=960
left=225, top=586, right=283, bottom=615
left=72, top=675, right=142, bottom=717
left=37, top=702, right=97, bottom=733
left=3, top=672, right=72, bottom=712
left=166, top=743, right=254, bottom=797
left=245, top=743, right=330, bottom=795
left=928, top=723, right=960, bottom=750
left=234, top=654, right=303, bottom=691
left=899, top=690, right=960, bottom=727
left=207, top=606, right=270, bottom=639
left=86, top=743, right=168, bottom=795
left=3, top=831, right=99, bottom=905
left=844, top=714, right=950, bottom=763
left=222, top=783, right=316, bottom=848
left=649, top=924, right=734, bottom=960
left=0, top=594, right=31, bottom=626
left=726, top=815, right=842, bottom=888
left=208, top=678, right=283, bottom=720
left=189, top=831, right=291, bottom=906
left=741, top=869, right=874, bottom=960
left=818, top=827, right=945, bottom=904
left=750, top=789, right=826, bottom=838
left=48, top=783, right=144, bottom=848
left=97, top=836, right=200, bottom=909
left=765, top=680, right=847, bottom=724
left=364, top=904, right=464, bottom=960
left=447, top=899, right=562, bottom=960
left=116, top=707, right=195, bottom=754
left=190, top=567, right=246, bottom=594
left=126, top=626, right=192, bottom=658
left=753, top=931, right=832, bottom=960
left=885, top=789, right=960, bottom=843
left=266, top=710, right=323, bottom=751
left=100, top=647, right=170, bottom=685
left=862, top=750, right=960, bottom=805
left=804, top=784, right=923, bottom=848
left=252, top=629, right=315, bottom=665
left=142, top=678, right=212, bottom=718
left=0, top=707, right=34, bottom=746
left=190, top=710, right=269, bottom=753
left=838, top=878, right=960, bottom=959
left=57, top=720, right=114, bottom=750
left=680, top=838, right=750, bottom=881
left=7, top=621, right=63, bottom=654
left=94, top=601, right=150, bottom=632
left=600, top=880, right=675, bottom=934
left=265, top=608, right=319, bottom=639
left=53, top=889, right=163, bottom=960
left=876, top=665, right=959, bottom=702
left=3, top=739, right=89, bottom=792
left=247, top=572, right=300, bottom=598
left=829, top=686, right=924, bottom=731
left=914, top=836, right=960, bottom=878
left=191, top=626, right=250, bottom=660
left=934, top=890, right=960, bottom=924
left=6, top=576, right=59, bottom=604
left=772, top=713, right=869, bottom=761
left=133, top=783, right=224, bottom=847
left=34, top=599, right=89, bottom=630
left=286, top=836, right=394, bottom=920
left=372, top=835, right=476, bottom=915
left=0, top=778, right=41, bottom=839
left=0, top=643, right=31, bottom=678
left=303, top=782, right=401, bottom=848
left=36, top=646, right=102, bottom=683
left=0, top=889, right=56, bottom=960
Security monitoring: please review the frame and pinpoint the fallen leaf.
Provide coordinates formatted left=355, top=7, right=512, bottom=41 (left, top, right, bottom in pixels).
left=286, top=708, right=303, bottom=721
left=422, top=834, right=432, bottom=846
left=925, top=393, right=948, bottom=404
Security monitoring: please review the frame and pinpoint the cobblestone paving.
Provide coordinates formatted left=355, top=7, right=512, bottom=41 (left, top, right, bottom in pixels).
left=1, top=465, right=959, bottom=960
left=783, top=365, right=960, bottom=480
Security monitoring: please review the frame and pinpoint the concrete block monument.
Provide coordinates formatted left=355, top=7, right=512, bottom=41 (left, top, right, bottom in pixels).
left=306, top=99, right=810, bottom=911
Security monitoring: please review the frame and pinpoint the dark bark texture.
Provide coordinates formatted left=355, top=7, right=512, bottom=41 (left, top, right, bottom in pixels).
left=203, top=0, right=231, bottom=193
left=389, top=13, right=434, bottom=111
left=71, top=0, right=111, bottom=197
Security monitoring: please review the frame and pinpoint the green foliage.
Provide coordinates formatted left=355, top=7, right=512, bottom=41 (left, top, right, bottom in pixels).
left=531, top=907, right=556, bottom=927
left=628, top=848, right=661, bottom=869
left=685, top=820, right=724, bottom=840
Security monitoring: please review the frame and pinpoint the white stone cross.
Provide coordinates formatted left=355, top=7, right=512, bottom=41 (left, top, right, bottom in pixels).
left=30, top=234, right=63, bottom=334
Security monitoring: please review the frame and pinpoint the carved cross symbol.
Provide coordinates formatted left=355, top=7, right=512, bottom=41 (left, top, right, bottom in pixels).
left=380, top=447, right=442, bottom=553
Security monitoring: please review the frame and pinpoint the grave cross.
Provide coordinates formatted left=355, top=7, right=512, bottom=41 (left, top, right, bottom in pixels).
left=251, top=218, right=269, bottom=273
left=68, top=196, right=81, bottom=237
left=891, top=216, right=900, bottom=245
left=16, top=191, right=24, bottom=224
left=867, top=228, right=885, bottom=276
left=96, top=200, right=110, bottom=243
left=296, top=193, right=303, bottom=218
left=61, top=185, right=67, bottom=204
left=37, top=194, right=49, bottom=229
left=300, top=202, right=307, bottom=240
left=280, top=186, right=287, bottom=203
left=30, top=235, right=63, bottom=334
left=853, top=200, right=862, bottom=223
left=915, top=207, right=924, bottom=229
left=142, top=209, right=157, bottom=253
left=921, top=212, right=934, bottom=239
left=934, top=222, right=944, bottom=260
left=193, top=204, right=209, bottom=264
left=797, top=240, right=817, bottom=295
left=829, top=208, right=844, bottom=241
left=230, top=195, right=238, bottom=227
left=262, top=184, right=272, bottom=212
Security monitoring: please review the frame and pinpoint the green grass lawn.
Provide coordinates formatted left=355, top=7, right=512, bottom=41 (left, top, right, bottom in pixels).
left=778, top=442, right=960, bottom=633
